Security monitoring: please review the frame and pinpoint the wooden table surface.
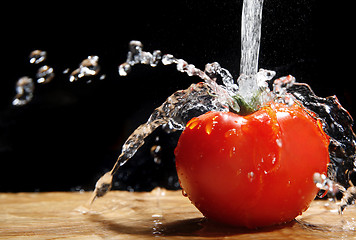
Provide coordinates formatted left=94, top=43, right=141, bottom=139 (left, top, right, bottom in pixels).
left=1, top=188, right=356, bottom=239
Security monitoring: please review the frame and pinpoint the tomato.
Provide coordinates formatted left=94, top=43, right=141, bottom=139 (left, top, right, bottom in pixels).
left=174, top=102, right=330, bottom=228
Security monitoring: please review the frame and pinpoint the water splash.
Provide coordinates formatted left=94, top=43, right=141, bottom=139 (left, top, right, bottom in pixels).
left=285, top=83, right=356, bottom=189
left=277, top=78, right=356, bottom=212
left=90, top=77, right=229, bottom=202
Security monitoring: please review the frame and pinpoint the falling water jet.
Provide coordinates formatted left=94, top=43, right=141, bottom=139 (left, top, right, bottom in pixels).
left=240, top=0, right=264, bottom=76
left=235, top=0, right=271, bottom=113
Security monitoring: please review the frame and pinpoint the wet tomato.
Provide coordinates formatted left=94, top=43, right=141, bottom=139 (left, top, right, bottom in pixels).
left=174, top=102, right=330, bottom=228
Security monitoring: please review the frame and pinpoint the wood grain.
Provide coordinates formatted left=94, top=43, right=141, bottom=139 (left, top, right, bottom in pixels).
left=1, top=189, right=355, bottom=239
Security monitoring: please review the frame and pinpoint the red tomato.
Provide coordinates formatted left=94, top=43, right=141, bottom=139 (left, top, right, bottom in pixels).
left=174, top=102, right=330, bottom=228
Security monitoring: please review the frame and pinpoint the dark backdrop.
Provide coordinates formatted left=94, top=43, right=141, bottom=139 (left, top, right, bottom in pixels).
left=0, top=0, right=353, bottom=192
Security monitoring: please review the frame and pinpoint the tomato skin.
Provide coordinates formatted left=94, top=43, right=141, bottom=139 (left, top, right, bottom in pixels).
left=174, top=102, right=330, bottom=228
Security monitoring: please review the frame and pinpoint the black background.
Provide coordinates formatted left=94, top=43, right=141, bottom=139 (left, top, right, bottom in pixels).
left=0, top=1, right=353, bottom=192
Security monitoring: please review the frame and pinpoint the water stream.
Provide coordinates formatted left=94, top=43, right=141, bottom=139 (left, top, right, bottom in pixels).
left=240, top=0, right=264, bottom=76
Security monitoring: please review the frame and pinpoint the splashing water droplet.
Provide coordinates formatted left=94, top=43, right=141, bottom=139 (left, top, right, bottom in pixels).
left=129, top=40, right=143, bottom=55
left=205, top=62, right=238, bottom=94
left=151, top=50, right=162, bottom=67
left=150, top=145, right=162, bottom=164
left=118, top=62, right=131, bottom=76
left=161, top=54, right=176, bottom=65
left=99, top=74, right=106, bottom=80
left=69, top=55, right=100, bottom=82
left=12, top=76, right=34, bottom=106
left=36, top=65, right=54, bottom=84
left=176, top=59, right=188, bottom=72
left=29, top=50, right=47, bottom=64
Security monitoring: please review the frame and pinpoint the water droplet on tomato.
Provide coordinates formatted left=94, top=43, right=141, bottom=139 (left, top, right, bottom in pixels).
left=187, top=118, right=200, bottom=130
left=276, top=138, right=282, bottom=148
left=205, top=121, right=213, bottom=135
left=229, top=147, right=236, bottom=158
left=182, top=189, right=188, bottom=197
left=225, top=128, right=237, bottom=138
left=212, top=115, right=219, bottom=121
left=247, top=171, right=255, bottom=182
left=204, top=116, right=221, bottom=135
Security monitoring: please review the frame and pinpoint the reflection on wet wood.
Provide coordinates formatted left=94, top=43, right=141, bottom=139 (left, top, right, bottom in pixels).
left=1, top=189, right=356, bottom=239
